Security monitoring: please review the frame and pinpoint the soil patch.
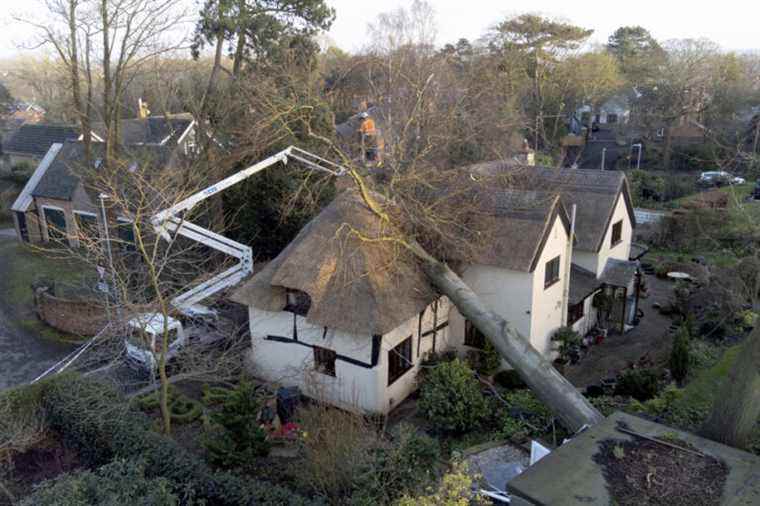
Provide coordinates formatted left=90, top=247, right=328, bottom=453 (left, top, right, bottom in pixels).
left=593, top=435, right=728, bottom=505
left=2, top=436, right=82, bottom=500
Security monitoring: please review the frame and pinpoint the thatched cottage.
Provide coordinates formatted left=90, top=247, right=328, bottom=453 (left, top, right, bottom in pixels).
left=231, top=166, right=640, bottom=414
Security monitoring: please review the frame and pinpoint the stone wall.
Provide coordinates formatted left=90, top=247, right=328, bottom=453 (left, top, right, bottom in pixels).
left=34, top=287, right=108, bottom=337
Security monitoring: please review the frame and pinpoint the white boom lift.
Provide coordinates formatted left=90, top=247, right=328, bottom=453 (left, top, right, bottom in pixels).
left=150, top=146, right=348, bottom=317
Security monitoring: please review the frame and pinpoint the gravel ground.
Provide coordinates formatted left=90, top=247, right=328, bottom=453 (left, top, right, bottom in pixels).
left=465, top=442, right=531, bottom=492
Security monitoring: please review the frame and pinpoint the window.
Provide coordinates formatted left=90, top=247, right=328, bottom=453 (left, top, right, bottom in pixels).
left=43, top=207, right=67, bottom=241
left=544, top=256, right=561, bottom=288
left=75, top=212, right=98, bottom=240
left=313, top=346, right=336, bottom=376
left=607, top=114, right=618, bottom=124
left=464, top=320, right=486, bottom=349
left=611, top=220, right=623, bottom=247
left=284, top=289, right=311, bottom=317
left=388, top=336, right=413, bottom=386
left=567, top=302, right=585, bottom=325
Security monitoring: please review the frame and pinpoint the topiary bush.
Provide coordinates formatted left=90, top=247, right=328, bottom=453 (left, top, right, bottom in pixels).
left=418, top=359, right=489, bottom=433
left=203, top=380, right=270, bottom=470
left=614, top=368, right=661, bottom=401
left=552, top=326, right=583, bottom=364
left=20, top=459, right=180, bottom=506
left=669, top=326, right=691, bottom=384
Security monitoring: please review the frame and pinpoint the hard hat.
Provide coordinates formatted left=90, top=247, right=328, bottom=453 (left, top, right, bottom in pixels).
left=359, top=112, right=369, bottom=119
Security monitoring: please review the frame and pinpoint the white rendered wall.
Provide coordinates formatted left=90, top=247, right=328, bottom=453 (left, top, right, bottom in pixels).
left=594, top=193, right=633, bottom=275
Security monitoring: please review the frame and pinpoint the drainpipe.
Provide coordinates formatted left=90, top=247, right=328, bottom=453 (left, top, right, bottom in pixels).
left=562, top=204, right=577, bottom=326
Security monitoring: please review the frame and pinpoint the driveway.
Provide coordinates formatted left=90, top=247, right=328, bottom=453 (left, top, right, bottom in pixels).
left=578, top=128, right=627, bottom=170
left=0, top=231, right=76, bottom=390
left=563, top=273, right=675, bottom=388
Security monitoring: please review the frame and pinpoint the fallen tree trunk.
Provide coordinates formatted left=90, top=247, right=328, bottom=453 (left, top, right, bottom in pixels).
left=414, top=241, right=604, bottom=432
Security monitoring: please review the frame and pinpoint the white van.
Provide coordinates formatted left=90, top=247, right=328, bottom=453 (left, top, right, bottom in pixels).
left=125, top=313, right=187, bottom=369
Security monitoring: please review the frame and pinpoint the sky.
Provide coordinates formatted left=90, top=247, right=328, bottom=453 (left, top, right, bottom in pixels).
left=0, top=0, right=759, bottom=60
left=325, top=0, right=760, bottom=53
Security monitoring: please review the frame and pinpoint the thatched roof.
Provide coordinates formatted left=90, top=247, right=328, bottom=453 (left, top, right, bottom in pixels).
left=230, top=190, right=437, bottom=336
left=466, top=162, right=635, bottom=252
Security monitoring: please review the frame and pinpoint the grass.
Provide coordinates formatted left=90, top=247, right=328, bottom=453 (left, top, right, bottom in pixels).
left=0, top=240, right=93, bottom=341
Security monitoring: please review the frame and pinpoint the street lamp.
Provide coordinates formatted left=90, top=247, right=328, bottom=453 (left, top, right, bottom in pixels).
left=631, top=143, right=643, bottom=170
left=601, top=147, right=607, bottom=171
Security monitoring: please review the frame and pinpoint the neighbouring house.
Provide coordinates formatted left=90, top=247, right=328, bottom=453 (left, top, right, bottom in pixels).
left=87, top=114, right=198, bottom=155
left=576, top=94, right=631, bottom=127
left=10, top=140, right=173, bottom=247
left=230, top=165, right=640, bottom=414
left=3, top=124, right=79, bottom=167
left=473, top=164, right=640, bottom=336
left=11, top=113, right=198, bottom=246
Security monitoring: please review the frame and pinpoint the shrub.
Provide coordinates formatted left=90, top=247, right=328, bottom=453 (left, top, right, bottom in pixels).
left=493, top=369, right=526, bottom=390
left=551, top=326, right=582, bottom=363
left=498, top=389, right=557, bottom=442
left=467, top=340, right=501, bottom=377
left=614, top=368, right=660, bottom=401
left=396, top=461, right=488, bottom=506
left=0, top=382, right=48, bottom=465
left=40, top=374, right=313, bottom=505
left=418, top=359, right=489, bottom=433
left=203, top=380, right=270, bottom=469
left=351, top=423, right=441, bottom=504
left=295, top=403, right=380, bottom=499
left=669, top=326, right=691, bottom=383
left=20, top=459, right=180, bottom=506
left=629, top=170, right=665, bottom=204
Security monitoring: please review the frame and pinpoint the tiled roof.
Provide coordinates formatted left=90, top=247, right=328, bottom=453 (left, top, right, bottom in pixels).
left=4, top=124, right=79, bottom=157
left=90, top=115, right=193, bottom=145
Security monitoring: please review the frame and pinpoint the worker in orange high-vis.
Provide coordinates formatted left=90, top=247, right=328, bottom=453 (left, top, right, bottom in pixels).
left=358, top=112, right=380, bottom=164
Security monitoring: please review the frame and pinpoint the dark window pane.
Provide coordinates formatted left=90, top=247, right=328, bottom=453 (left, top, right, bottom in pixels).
left=313, top=346, right=336, bottom=376
left=388, top=336, right=413, bottom=385
left=568, top=302, right=585, bottom=325
left=545, top=255, right=561, bottom=288
left=464, top=320, right=486, bottom=349
left=611, top=220, right=623, bottom=246
left=284, top=289, right=311, bottom=317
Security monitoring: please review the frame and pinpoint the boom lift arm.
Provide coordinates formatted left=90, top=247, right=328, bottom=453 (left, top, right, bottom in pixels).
left=150, top=146, right=348, bottom=317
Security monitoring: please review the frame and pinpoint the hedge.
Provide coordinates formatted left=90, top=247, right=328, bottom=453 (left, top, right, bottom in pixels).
left=39, top=374, right=318, bottom=506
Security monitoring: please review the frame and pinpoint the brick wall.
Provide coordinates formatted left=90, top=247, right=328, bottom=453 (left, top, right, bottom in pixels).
left=34, top=287, right=108, bottom=337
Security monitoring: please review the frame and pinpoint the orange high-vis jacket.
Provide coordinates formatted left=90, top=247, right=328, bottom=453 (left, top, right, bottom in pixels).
left=359, top=117, right=376, bottom=136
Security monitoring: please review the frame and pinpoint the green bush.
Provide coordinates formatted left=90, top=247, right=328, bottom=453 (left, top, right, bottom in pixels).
left=498, top=389, right=556, bottom=442
left=629, top=170, right=666, bottom=204
left=40, top=374, right=313, bottom=505
left=493, top=369, right=526, bottom=390
left=551, top=326, right=582, bottom=363
left=170, top=396, right=203, bottom=424
left=20, top=459, right=180, bottom=506
left=203, top=380, right=270, bottom=469
left=669, top=326, right=691, bottom=383
left=418, top=359, right=489, bottom=433
left=467, top=340, right=501, bottom=377
left=614, top=368, right=661, bottom=401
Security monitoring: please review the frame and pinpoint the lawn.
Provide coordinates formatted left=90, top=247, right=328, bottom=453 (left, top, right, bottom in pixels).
left=0, top=240, right=94, bottom=341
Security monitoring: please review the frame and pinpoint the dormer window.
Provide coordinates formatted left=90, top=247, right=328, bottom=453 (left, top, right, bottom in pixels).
left=284, top=289, right=311, bottom=317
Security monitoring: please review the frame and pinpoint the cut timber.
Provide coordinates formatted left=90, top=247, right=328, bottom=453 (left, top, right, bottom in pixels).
left=415, top=243, right=604, bottom=432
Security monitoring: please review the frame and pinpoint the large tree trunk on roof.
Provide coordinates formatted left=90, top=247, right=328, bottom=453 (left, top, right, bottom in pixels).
left=700, top=325, right=760, bottom=449
left=414, top=242, right=604, bottom=432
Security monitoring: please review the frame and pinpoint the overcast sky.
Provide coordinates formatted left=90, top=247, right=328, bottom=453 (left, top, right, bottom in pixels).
left=325, top=0, right=760, bottom=54
left=1, top=0, right=758, bottom=60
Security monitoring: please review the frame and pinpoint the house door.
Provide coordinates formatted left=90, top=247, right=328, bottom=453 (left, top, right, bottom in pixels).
left=15, top=212, right=29, bottom=242
left=43, top=207, right=67, bottom=242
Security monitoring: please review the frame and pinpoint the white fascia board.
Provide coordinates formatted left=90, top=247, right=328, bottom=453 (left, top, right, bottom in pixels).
left=10, top=143, right=63, bottom=212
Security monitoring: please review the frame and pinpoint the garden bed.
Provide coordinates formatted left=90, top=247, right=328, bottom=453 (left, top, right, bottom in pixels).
left=593, top=434, right=728, bottom=505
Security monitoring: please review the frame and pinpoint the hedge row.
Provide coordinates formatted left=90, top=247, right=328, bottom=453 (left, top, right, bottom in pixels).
left=34, top=374, right=318, bottom=506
